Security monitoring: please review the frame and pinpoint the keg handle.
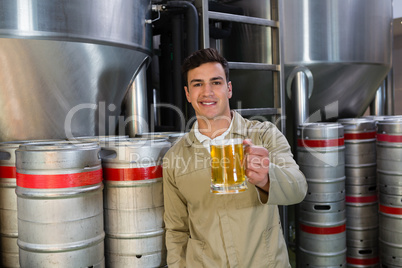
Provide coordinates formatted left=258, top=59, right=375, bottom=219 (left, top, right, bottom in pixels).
left=98, top=149, right=117, bottom=160
left=0, top=151, right=11, bottom=160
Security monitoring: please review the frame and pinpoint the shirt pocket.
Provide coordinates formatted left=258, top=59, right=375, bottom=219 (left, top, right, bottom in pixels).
left=186, top=237, right=205, bottom=267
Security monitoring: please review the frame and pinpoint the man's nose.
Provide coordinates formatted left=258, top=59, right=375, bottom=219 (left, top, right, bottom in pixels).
left=201, top=83, right=214, bottom=96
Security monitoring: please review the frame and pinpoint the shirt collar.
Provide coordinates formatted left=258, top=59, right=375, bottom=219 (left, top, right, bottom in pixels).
left=185, top=110, right=248, bottom=147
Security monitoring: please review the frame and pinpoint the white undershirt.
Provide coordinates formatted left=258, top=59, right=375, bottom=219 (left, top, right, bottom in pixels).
left=194, top=117, right=234, bottom=153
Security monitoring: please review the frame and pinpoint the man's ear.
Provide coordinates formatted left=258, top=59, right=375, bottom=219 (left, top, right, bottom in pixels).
left=184, top=86, right=191, bottom=103
left=227, top=81, right=233, bottom=99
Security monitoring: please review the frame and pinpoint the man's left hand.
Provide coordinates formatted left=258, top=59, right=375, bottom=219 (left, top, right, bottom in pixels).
left=243, top=139, right=270, bottom=192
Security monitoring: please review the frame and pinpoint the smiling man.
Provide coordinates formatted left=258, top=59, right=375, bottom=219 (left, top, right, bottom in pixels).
left=162, top=48, right=307, bottom=267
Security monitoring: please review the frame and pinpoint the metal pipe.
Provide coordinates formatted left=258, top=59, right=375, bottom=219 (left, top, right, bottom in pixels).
left=293, top=71, right=310, bottom=126
left=166, top=1, right=199, bottom=54
left=385, top=68, right=395, bottom=115
left=370, top=80, right=386, bottom=115
left=124, top=60, right=149, bottom=137
left=172, top=14, right=184, bottom=129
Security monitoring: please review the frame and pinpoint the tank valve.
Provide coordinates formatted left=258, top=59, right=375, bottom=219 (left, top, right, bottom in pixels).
left=145, top=4, right=164, bottom=24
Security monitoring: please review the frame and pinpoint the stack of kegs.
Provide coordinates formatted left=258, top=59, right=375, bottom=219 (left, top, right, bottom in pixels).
left=0, top=134, right=173, bottom=267
left=338, top=118, right=379, bottom=267
left=376, top=119, right=402, bottom=267
left=297, top=123, right=346, bottom=267
left=101, top=138, right=171, bottom=267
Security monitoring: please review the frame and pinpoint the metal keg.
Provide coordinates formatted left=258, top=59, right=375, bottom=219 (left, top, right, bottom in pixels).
left=379, top=194, right=402, bottom=267
left=345, top=185, right=378, bottom=228
left=376, top=119, right=402, bottom=266
left=376, top=119, right=402, bottom=173
left=376, top=119, right=402, bottom=194
left=15, top=142, right=105, bottom=268
left=338, top=118, right=379, bottom=267
left=297, top=123, right=345, bottom=202
left=338, top=118, right=376, bottom=167
left=0, top=141, right=23, bottom=267
left=377, top=172, right=402, bottom=195
left=69, top=135, right=130, bottom=142
left=101, top=138, right=171, bottom=267
left=166, top=132, right=187, bottom=145
left=0, top=139, right=64, bottom=267
left=345, top=184, right=379, bottom=248
left=135, top=132, right=179, bottom=139
left=298, top=200, right=347, bottom=267
left=344, top=164, right=377, bottom=186
left=346, top=247, right=379, bottom=268
left=135, top=132, right=186, bottom=145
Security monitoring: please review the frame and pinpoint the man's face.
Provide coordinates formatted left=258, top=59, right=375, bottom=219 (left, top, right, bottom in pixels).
left=184, top=62, right=232, bottom=121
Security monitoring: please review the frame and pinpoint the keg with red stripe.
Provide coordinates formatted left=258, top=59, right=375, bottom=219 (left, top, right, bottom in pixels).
left=338, top=118, right=379, bottom=267
left=101, top=138, right=171, bottom=267
left=297, top=123, right=345, bottom=202
left=377, top=119, right=402, bottom=193
left=15, top=142, right=105, bottom=267
left=0, top=141, right=25, bottom=267
left=345, top=184, right=379, bottom=267
left=298, top=200, right=347, bottom=267
left=378, top=193, right=402, bottom=267
left=346, top=247, right=379, bottom=268
left=0, top=139, right=64, bottom=267
left=338, top=118, right=376, bottom=169
left=376, top=119, right=402, bottom=266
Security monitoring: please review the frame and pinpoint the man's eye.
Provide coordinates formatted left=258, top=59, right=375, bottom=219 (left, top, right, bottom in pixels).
left=193, top=83, right=202, bottom=87
left=212, top=81, right=221, bottom=85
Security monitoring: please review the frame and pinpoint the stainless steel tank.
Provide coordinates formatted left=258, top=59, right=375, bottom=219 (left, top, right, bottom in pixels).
left=283, top=0, right=392, bottom=119
left=0, top=0, right=152, bottom=141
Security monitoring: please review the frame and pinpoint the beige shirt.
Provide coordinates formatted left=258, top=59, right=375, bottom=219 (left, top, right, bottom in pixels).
left=162, top=111, right=307, bottom=267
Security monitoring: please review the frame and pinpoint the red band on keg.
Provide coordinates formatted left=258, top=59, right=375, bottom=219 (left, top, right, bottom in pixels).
left=376, top=134, right=402, bottom=143
left=297, top=138, right=344, bottom=147
left=379, top=204, right=402, bottom=215
left=299, top=223, right=346, bottom=235
left=103, top=165, right=163, bottom=181
left=0, top=166, right=17, bottom=178
left=16, top=169, right=103, bottom=188
left=344, top=131, right=376, bottom=140
left=346, top=257, right=379, bottom=265
left=345, top=195, right=378, bottom=203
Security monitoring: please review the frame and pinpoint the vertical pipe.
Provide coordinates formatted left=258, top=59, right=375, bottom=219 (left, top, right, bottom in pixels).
left=124, top=61, right=149, bottom=137
left=370, top=81, right=386, bottom=116
left=293, top=71, right=310, bottom=127
left=172, top=14, right=184, bottom=129
left=385, top=68, right=395, bottom=115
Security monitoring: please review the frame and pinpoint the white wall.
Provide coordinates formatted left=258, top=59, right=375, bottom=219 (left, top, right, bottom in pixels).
left=395, top=0, right=402, bottom=18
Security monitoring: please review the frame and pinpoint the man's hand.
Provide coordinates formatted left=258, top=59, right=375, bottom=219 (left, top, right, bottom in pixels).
left=243, top=139, right=270, bottom=192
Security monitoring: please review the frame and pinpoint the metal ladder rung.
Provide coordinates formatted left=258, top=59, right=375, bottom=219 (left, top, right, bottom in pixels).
left=208, top=11, right=279, bottom=28
left=228, top=62, right=280, bottom=71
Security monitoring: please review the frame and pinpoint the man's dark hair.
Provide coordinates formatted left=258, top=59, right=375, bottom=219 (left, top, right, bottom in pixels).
left=181, top=48, right=229, bottom=86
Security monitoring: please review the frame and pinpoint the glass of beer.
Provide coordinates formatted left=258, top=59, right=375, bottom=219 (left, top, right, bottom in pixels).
left=210, top=138, right=247, bottom=194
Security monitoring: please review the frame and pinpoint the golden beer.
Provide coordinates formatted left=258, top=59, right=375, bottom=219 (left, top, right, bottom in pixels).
left=210, top=138, right=247, bottom=194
